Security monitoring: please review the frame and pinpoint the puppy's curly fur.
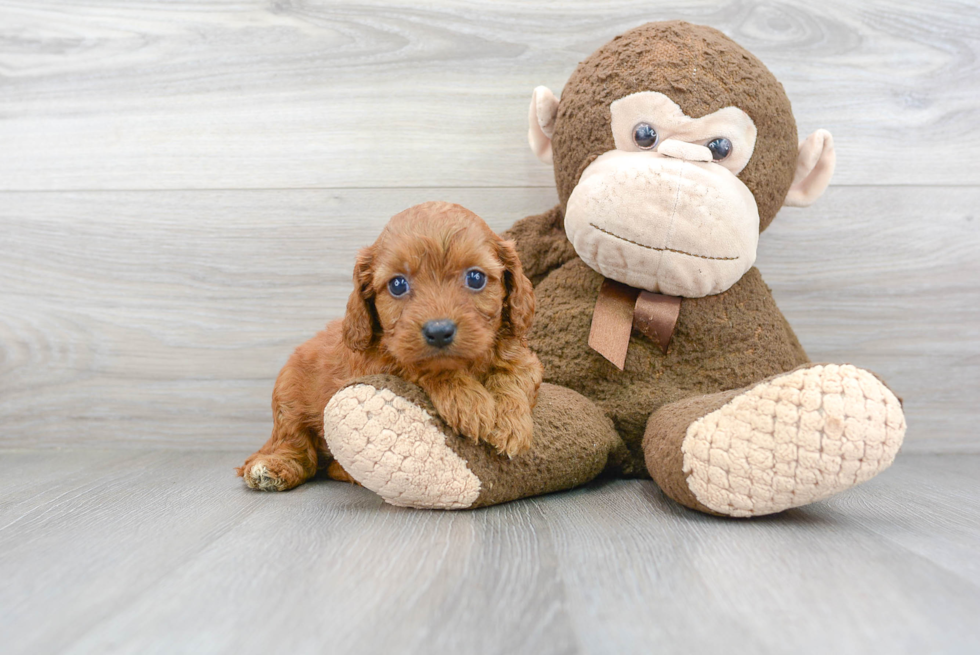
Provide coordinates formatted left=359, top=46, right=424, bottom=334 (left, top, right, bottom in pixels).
left=237, top=202, right=543, bottom=491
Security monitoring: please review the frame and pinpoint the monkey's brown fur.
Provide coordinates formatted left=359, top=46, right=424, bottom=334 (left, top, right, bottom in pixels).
left=237, top=201, right=542, bottom=491
left=524, top=257, right=808, bottom=476
left=493, top=22, right=812, bottom=505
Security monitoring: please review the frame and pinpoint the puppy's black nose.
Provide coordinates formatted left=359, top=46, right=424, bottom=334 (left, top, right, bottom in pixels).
left=422, top=319, right=456, bottom=348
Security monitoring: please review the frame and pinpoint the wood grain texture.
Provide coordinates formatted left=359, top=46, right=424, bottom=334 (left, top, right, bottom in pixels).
left=0, top=450, right=978, bottom=655
left=1, top=186, right=977, bottom=451
left=0, top=0, right=977, bottom=190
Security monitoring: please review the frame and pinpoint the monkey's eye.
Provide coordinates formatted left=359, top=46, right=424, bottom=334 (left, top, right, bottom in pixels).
left=707, top=137, right=733, bottom=161
left=464, top=268, right=487, bottom=291
left=387, top=275, right=410, bottom=297
left=632, top=123, right=659, bottom=150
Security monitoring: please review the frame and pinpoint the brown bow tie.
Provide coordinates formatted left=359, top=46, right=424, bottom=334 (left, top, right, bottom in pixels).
left=588, top=278, right=682, bottom=370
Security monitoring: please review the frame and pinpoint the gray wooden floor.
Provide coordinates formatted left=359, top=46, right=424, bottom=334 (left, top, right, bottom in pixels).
left=2, top=1, right=980, bottom=653
left=1, top=450, right=979, bottom=655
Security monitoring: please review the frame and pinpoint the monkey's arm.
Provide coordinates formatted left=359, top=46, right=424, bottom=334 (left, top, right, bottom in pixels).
left=501, top=204, right=577, bottom=285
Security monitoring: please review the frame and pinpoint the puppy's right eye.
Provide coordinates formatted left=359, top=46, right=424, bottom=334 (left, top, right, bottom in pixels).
left=387, top=275, right=409, bottom=297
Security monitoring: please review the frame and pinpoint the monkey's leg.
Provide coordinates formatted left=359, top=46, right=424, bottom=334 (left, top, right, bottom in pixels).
left=323, top=376, right=628, bottom=509
left=643, top=363, right=906, bottom=517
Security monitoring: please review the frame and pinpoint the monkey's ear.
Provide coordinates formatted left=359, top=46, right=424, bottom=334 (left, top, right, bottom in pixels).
left=342, top=247, right=379, bottom=351
left=527, top=86, right=560, bottom=165
left=784, top=129, right=836, bottom=207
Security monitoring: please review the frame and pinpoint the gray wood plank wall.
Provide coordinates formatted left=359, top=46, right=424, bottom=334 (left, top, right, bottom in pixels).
left=1, top=1, right=978, bottom=452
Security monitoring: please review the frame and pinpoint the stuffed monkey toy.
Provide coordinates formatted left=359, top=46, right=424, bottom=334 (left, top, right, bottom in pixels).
left=319, top=21, right=906, bottom=516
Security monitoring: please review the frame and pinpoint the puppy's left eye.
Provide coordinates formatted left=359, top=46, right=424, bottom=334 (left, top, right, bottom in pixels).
left=464, top=269, right=487, bottom=291
left=387, top=275, right=410, bottom=297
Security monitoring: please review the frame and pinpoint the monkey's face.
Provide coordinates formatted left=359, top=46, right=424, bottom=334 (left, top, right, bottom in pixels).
left=526, top=22, right=837, bottom=299
left=563, top=92, right=760, bottom=297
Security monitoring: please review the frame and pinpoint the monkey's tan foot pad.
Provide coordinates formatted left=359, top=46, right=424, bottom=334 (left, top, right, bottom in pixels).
left=682, top=364, right=906, bottom=517
left=323, top=378, right=482, bottom=509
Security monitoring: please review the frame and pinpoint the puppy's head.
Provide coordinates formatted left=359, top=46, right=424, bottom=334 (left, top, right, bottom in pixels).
left=343, top=201, right=534, bottom=371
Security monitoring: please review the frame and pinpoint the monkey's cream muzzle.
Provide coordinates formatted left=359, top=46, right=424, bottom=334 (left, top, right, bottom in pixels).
left=529, top=89, right=834, bottom=297
left=564, top=149, right=759, bottom=298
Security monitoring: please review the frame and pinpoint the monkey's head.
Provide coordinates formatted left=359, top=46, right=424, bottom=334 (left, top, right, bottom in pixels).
left=528, top=21, right=835, bottom=297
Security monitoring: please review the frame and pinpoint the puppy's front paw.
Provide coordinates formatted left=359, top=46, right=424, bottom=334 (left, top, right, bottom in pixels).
left=487, top=411, right=534, bottom=458
left=432, top=384, right=497, bottom=443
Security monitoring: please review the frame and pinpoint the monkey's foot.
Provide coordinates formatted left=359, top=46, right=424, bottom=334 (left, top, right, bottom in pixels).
left=324, top=375, right=624, bottom=510
left=324, top=376, right=483, bottom=509
left=679, top=364, right=906, bottom=517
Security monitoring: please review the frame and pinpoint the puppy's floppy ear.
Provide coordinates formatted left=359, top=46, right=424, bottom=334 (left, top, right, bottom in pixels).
left=342, top=246, right=380, bottom=351
left=494, top=236, right=535, bottom=339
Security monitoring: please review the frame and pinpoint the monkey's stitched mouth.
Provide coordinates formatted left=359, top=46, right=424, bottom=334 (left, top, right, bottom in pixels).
left=589, top=223, right=739, bottom=261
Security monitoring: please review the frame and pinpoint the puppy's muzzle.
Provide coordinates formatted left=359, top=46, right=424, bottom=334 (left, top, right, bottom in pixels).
left=422, top=319, right=456, bottom=348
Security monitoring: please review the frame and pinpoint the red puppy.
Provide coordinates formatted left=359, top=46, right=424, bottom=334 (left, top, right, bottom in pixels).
left=237, top=201, right=543, bottom=491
